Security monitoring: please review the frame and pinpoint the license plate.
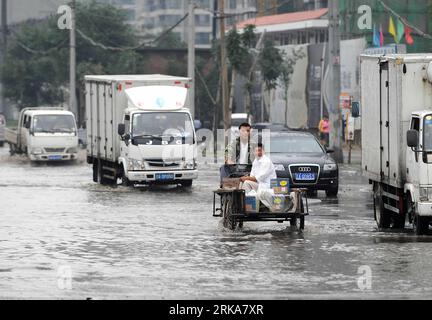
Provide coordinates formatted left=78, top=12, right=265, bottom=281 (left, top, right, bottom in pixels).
left=48, top=155, right=62, bottom=161
left=156, top=173, right=175, bottom=181
left=294, top=173, right=316, bottom=181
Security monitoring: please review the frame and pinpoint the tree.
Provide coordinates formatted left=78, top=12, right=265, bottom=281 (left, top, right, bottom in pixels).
left=259, top=39, right=283, bottom=121
left=3, top=1, right=141, bottom=121
left=280, top=47, right=306, bottom=126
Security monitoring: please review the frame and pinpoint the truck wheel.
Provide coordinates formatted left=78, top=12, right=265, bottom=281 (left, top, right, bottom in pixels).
left=9, top=143, right=15, bottom=156
left=180, top=180, right=193, bottom=188
left=326, top=187, right=339, bottom=198
left=97, top=161, right=113, bottom=186
left=92, top=162, right=98, bottom=183
left=414, top=215, right=429, bottom=236
left=374, top=190, right=391, bottom=229
left=121, top=167, right=133, bottom=187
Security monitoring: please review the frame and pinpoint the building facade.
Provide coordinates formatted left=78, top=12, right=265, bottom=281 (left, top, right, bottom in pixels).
left=139, top=0, right=258, bottom=48
left=237, top=8, right=329, bottom=46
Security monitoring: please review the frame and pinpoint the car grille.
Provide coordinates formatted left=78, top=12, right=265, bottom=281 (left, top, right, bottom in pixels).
left=44, top=148, right=65, bottom=153
left=145, top=159, right=182, bottom=168
left=289, top=164, right=320, bottom=185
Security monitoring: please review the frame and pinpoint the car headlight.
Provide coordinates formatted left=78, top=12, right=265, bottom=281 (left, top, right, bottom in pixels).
left=274, top=164, right=286, bottom=171
left=184, top=160, right=196, bottom=170
left=419, top=187, right=432, bottom=201
left=128, top=159, right=145, bottom=171
left=67, top=147, right=78, bottom=154
left=323, top=163, right=337, bottom=172
left=31, top=148, right=43, bottom=155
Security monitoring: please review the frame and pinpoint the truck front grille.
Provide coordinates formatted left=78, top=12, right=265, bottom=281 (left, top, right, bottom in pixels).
left=145, top=159, right=182, bottom=168
left=44, top=148, right=66, bottom=153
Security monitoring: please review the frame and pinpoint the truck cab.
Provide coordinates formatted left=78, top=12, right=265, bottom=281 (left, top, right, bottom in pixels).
left=8, top=108, right=79, bottom=161
left=406, top=111, right=432, bottom=233
left=116, top=85, right=198, bottom=187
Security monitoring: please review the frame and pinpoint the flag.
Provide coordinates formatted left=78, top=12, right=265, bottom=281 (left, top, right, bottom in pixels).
left=373, top=24, right=380, bottom=47
left=397, top=19, right=405, bottom=44
left=405, top=26, right=414, bottom=45
left=380, top=24, right=384, bottom=46
left=389, top=16, right=398, bottom=43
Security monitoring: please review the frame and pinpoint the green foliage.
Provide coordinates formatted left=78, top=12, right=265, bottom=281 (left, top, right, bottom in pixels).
left=259, top=40, right=283, bottom=91
left=226, top=29, right=252, bottom=76
left=241, top=25, right=257, bottom=48
left=155, top=31, right=187, bottom=49
left=3, top=1, right=141, bottom=109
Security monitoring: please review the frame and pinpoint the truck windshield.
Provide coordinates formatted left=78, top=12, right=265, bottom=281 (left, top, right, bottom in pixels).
left=33, top=115, right=76, bottom=134
left=132, top=112, right=194, bottom=138
left=424, top=115, right=432, bottom=151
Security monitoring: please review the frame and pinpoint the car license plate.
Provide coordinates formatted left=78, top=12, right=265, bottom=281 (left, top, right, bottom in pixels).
left=156, top=173, right=175, bottom=181
left=295, top=173, right=316, bottom=181
left=48, top=155, right=62, bottom=161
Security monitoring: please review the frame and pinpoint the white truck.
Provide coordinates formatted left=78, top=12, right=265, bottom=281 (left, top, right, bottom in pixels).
left=85, top=75, right=198, bottom=187
left=5, top=108, right=79, bottom=161
left=361, top=54, right=432, bottom=235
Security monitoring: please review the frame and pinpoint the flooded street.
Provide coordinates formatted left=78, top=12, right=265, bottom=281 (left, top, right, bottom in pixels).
left=1, top=145, right=432, bottom=300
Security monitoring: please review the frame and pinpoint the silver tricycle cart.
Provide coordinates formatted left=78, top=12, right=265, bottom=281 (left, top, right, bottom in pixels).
left=212, top=188, right=309, bottom=231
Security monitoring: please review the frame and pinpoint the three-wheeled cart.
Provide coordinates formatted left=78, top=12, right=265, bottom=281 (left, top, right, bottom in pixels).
left=213, top=189, right=309, bottom=231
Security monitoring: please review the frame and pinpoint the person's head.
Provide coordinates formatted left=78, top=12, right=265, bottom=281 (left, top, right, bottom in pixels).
left=238, top=123, right=252, bottom=141
left=254, top=143, right=265, bottom=159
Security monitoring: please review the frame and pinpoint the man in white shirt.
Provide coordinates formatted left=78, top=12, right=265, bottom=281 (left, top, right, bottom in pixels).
left=240, top=143, right=277, bottom=193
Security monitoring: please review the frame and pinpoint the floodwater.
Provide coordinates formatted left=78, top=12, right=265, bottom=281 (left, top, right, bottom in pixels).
left=1, top=145, right=432, bottom=300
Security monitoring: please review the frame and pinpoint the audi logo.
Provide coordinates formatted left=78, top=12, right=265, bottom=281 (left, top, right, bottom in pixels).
left=298, top=167, right=312, bottom=172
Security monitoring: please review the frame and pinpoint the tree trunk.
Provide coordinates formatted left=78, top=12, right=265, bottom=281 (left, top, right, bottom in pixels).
left=228, top=70, right=236, bottom=115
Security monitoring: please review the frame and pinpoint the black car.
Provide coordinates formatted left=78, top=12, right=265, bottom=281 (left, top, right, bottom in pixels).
left=253, top=123, right=290, bottom=132
left=268, top=132, right=339, bottom=197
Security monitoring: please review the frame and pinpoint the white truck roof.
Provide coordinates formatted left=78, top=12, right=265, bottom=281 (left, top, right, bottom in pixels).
left=125, top=86, right=189, bottom=111
left=361, top=53, right=432, bottom=63
left=85, top=74, right=191, bottom=83
left=22, top=109, right=75, bottom=117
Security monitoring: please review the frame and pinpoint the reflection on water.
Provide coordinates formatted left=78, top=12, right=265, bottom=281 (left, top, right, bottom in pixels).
left=1, top=146, right=432, bottom=299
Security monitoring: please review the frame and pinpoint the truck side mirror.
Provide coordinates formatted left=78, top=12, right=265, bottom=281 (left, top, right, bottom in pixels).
left=118, top=123, right=126, bottom=136
left=407, top=130, right=419, bottom=149
left=25, top=121, right=31, bottom=129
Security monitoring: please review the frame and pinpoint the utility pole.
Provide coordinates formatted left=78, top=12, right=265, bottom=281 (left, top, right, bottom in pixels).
left=328, top=0, right=343, bottom=163
left=219, top=0, right=230, bottom=131
left=0, top=0, right=7, bottom=115
left=212, top=0, right=218, bottom=41
left=69, top=0, right=77, bottom=119
left=188, top=0, right=195, bottom=119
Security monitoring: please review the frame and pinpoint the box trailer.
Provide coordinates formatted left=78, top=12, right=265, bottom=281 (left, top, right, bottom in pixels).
left=361, top=54, right=432, bottom=234
left=85, top=75, right=198, bottom=187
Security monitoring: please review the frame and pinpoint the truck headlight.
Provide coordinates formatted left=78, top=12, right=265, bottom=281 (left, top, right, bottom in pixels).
left=184, top=160, right=196, bottom=170
left=128, top=159, right=145, bottom=171
left=31, top=148, right=43, bottom=155
left=67, top=148, right=78, bottom=154
left=323, top=163, right=337, bottom=172
left=274, top=164, right=286, bottom=171
left=419, top=187, right=432, bottom=201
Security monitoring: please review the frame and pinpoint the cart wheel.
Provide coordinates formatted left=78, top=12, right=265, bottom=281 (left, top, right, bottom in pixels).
left=290, top=199, right=305, bottom=231
left=222, top=195, right=237, bottom=231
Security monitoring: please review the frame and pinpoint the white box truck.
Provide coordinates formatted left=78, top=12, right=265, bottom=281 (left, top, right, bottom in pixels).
left=85, top=75, right=198, bottom=187
left=5, top=108, right=79, bottom=161
left=361, top=54, right=432, bottom=235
